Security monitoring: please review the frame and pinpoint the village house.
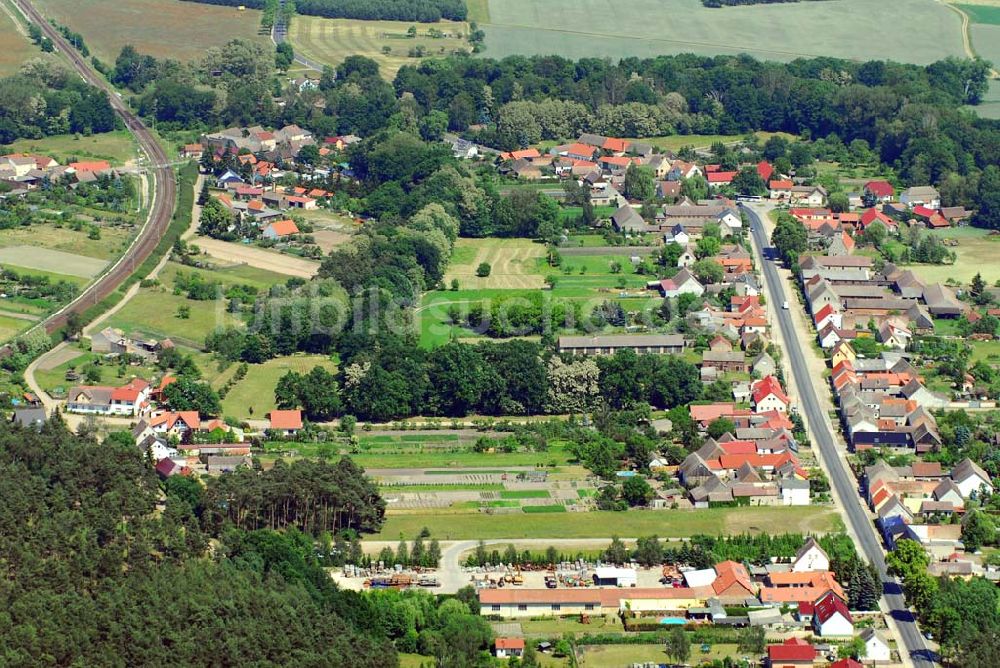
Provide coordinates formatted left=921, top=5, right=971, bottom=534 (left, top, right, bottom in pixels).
left=493, top=638, right=524, bottom=659
left=66, top=378, right=150, bottom=416
left=899, top=186, right=940, bottom=210
left=659, top=268, right=705, bottom=298
left=751, top=376, right=789, bottom=413
left=268, top=409, right=304, bottom=435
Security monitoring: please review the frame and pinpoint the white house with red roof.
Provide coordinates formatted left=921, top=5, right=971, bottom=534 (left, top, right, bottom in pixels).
left=813, top=591, right=853, bottom=636
left=269, top=409, right=303, bottom=435
left=751, top=376, right=789, bottom=413
left=813, top=303, right=842, bottom=331
left=706, top=170, right=737, bottom=189
left=769, top=179, right=794, bottom=200
left=65, top=378, right=150, bottom=416
left=659, top=268, right=704, bottom=298
left=863, top=180, right=894, bottom=203
left=493, top=637, right=524, bottom=659
left=859, top=207, right=897, bottom=232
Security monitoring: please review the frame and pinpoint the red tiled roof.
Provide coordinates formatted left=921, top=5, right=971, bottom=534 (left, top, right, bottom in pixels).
left=266, top=219, right=300, bottom=237
left=500, top=148, right=541, bottom=161
left=757, top=160, right=774, bottom=182
left=70, top=160, right=111, bottom=172
left=814, top=303, right=835, bottom=323
left=690, top=403, right=737, bottom=423
left=768, top=637, right=816, bottom=662
left=770, top=179, right=794, bottom=189
left=110, top=378, right=149, bottom=403
left=713, top=560, right=754, bottom=596
left=562, top=143, right=596, bottom=158
left=269, top=409, right=303, bottom=430
left=752, top=376, right=789, bottom=406
left=706, top=171, right=737, bottom=183
left=912, top=205, right=937, bottom=219
left=860, top=208, right=896, bottom=229
left=495, top=638, right=525, bottom=650
left=601, top=137, right=630, bottom=152
left=864, top=180, right=894, bottom=197
left=719, top=440, right=756, bottom=455
left=814, top=591, right=852, bottom=625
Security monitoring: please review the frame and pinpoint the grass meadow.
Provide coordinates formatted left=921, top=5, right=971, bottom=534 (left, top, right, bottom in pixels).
left=102, top=261, right=289, bottom=346
left=288, top=16, right=469, bottom=79
left=905, top=226, right=1000, bottom=284
left=371, top=506, right=840, bottom=540
left=34, top=0, right=267, bottom=63
left=480, top=0, right=964, bottom=64
left=957, top=3, right=1000, bottom=24
left=0, top=0, right=39, bottom=75
left=4, top=132, right=139, bottom=165
left=220, top=354, right=337, bottom=420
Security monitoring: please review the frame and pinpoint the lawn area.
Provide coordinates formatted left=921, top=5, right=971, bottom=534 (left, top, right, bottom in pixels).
left=904, top=226, right=1000, bottom=284
left=0, top=223, right=134, bottom=262
left=0, top=314, right=28, bottom=342
left=445, top=238, right=546, bottom=290
left=289, top=16, right=469, bottom=79
left=0, top=0, right=39, bottom=75
left=971, top=340, right=1000, bottom=364
left=220, top=354, right=336, bottom=420
left=481, top=0, right=963, bottom=64
left=35, top=0, right=267, bottom=63
left=370, top=506, right=840, bottom=540
left=3, top=131, right=139, bottom=165
left=970, top=23, right=1000, bottom=71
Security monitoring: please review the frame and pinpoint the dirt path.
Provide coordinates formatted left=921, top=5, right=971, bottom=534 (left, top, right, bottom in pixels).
left=192, top=237, right=320, bottom=279
left=940, top=0, right=1000, bottom=78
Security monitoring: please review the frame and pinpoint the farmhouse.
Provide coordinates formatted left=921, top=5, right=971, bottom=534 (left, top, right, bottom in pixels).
left=268, top=409, right=303, bottom=435
left=610, top=205, right=648, bottom=233
left=557, top=334, right=686, bottom=356
left=66, top=378, right=150, bottom=416
left=659, top=268, right=705, bottom=298
left=900, top=186, right=940, bottom=209
left=262, top=219, right=300, bottom=239
left=493, top=638, right=524, bottom=659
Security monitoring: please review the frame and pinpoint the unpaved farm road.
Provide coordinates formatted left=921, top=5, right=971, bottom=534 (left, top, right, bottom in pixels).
left=192, top=237, right=321, bottom=279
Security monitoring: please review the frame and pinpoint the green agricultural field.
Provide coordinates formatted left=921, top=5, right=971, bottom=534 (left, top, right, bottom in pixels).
left=480, top=0, right=964, bottom=64
left=371, top=506, right=840, bottom=540
left=289, top=16, right=469, bottom=79
left=3, top=132, right=139, bottom=165
left=957, top=3, right=1000, bottom=24
left=904, top=227, right=1000, bottom=284
left=221, top=354, right=337, bottom=420
left=0, top=0, right=39, bottom=75
left=34, top=0, right=267, bottom=63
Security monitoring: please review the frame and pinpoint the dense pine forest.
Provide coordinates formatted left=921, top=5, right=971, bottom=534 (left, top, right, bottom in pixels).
left=0, top=420, right=489, bottom=666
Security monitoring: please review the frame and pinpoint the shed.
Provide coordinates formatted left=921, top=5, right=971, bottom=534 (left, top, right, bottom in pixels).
left=593, top=566, right=637, bottom=587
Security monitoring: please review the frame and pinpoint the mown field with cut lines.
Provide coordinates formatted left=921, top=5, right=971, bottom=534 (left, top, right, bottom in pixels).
left=288, top=15, right=469, bottom=78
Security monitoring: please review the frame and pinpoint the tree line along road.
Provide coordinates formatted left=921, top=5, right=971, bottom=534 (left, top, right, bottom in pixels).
left=11, top=0, right=177, bottom=337
left=743, top=204, right=935, bottom=668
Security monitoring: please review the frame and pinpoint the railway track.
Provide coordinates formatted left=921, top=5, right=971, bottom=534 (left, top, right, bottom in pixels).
left=13, top=0, right=178, bottom=336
